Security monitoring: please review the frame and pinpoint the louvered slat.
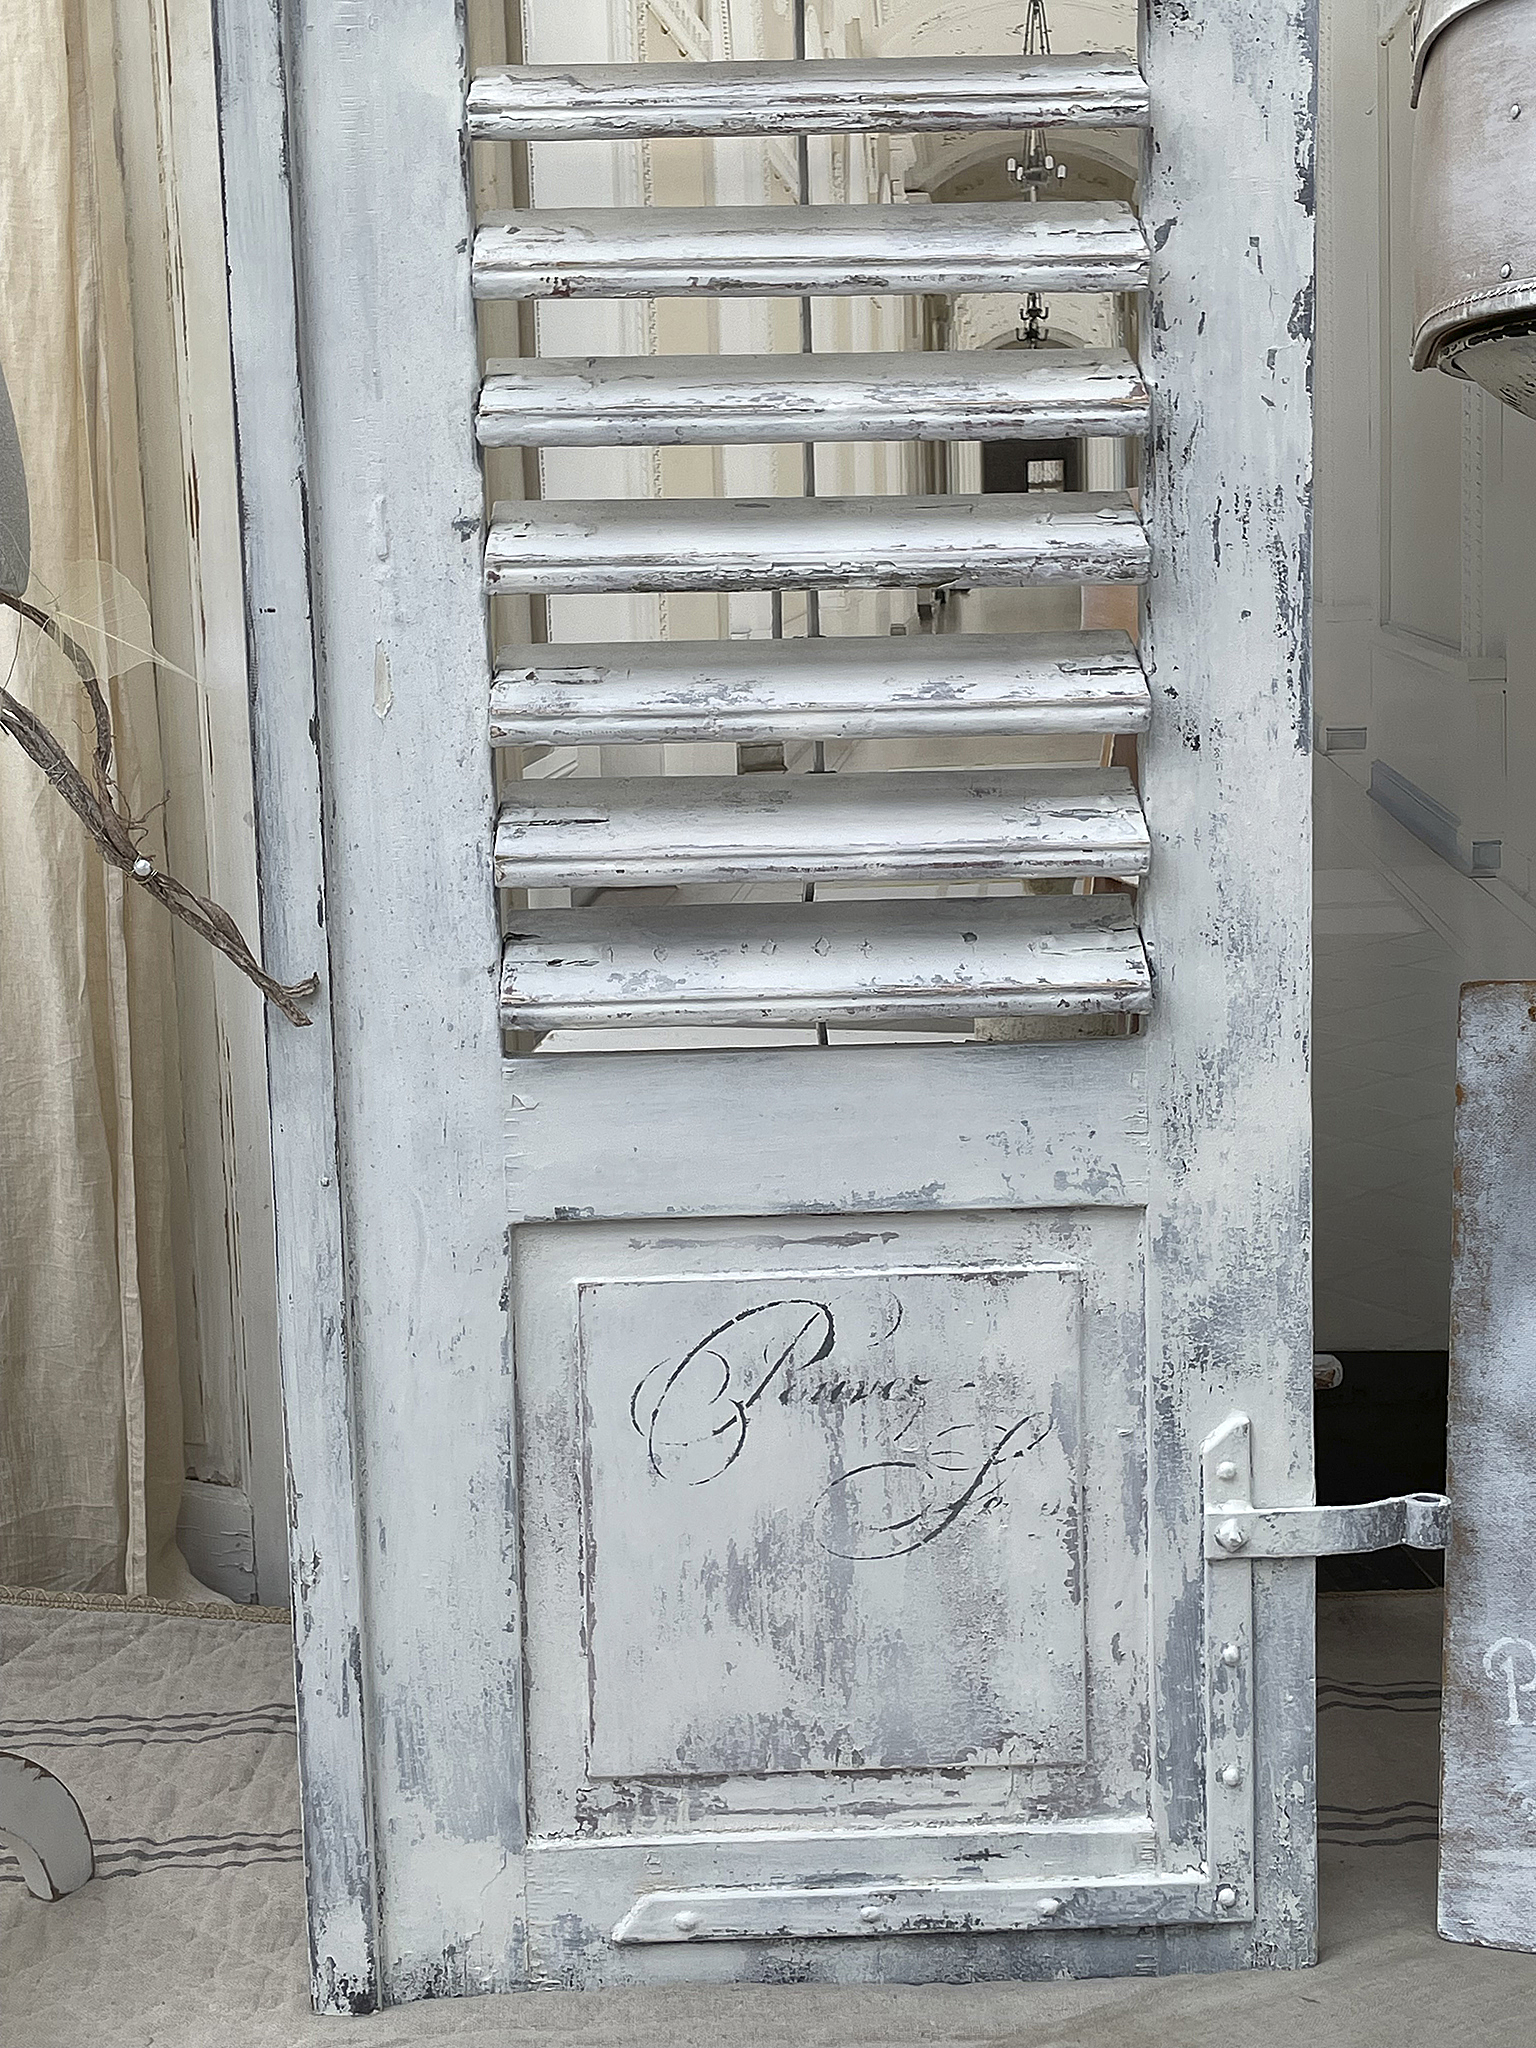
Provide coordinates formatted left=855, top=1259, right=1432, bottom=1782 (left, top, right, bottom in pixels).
left=493, top=766, right=1148, bottom=888
left=472, top=203, right=1147, bottom=300
left=486, top=492, right=1148, bottom=595
left=478, top=347, right=1148, bottom=448
left=500, top=894, right=1151, bottom=1029
left=468, top=55, right=1149, bottom=141
left=490, top=630, right=1149, bottom=746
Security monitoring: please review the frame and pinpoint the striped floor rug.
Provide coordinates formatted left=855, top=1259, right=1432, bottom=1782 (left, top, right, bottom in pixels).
left=4, top=1586, right=1535, bottom=2046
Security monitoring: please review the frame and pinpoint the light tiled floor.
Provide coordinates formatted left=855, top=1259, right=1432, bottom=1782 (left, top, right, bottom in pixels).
left=1313, top=756, right=1536, bottom=1349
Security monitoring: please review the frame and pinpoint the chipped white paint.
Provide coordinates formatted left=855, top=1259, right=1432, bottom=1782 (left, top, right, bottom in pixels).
left=609, top=1871, right=1212, bottom=1943
left=1440, top=983, right=1536, bottom=1951
left=585, top=1265, right=1086, bottom=1775
left=1136, top=0, right=1318, bottom=1971
left=467, top=54, right=1150, bottom=140
left=472, top=203, right=1149, bottom=299
left=489, top=629, right=1150, bottom=746
left=477, top=347, right=1149, bottom=446
left=500, top=895, right=1152, bottom=1029
left=223, top=0, right=1316, bottom=2006
left=494, top=766, right=1149, bottom=888
left=505, top=1039, right=1151, bottom=1219
left=209, top=0, right=377, bottom=2010
left=513, top=1211, right=1155, bottom=1962
left=485, top=492, right=1149, bottom=594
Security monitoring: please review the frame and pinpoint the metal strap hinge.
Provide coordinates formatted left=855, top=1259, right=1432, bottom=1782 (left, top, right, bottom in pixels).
left=1203, top=1415, right=1448, bottom=1559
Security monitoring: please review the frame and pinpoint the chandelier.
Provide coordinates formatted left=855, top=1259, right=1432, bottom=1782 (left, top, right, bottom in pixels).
left=1009, top=0, right=1065, bottom=347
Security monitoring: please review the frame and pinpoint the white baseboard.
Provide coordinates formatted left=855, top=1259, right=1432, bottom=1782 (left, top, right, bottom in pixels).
left=176, top=1480, right=257, bottom=1603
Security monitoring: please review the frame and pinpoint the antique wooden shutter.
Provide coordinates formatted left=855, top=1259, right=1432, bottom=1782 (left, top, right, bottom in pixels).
left=214, top=0, right=1319, bottom=2010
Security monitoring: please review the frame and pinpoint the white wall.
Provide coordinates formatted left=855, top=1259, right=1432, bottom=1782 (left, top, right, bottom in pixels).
left=1313, top=0, right=1536, bottom=1352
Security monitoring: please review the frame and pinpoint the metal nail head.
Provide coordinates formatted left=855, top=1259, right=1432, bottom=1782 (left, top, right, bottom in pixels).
left=1215, top=1886, right=1238, bottom=1911
left=673, top=1910, right=701, bottom=1933
left=1216, top=1460, right=1238, bottom=1483
left=1220, top=1643, right=1241, bottom=1668
left=132, top=856, right=153, bottom=879
left=1037, top=1897, right=1062, bottom=1918
left=859, top=1904, right=884, bottom=1923
left=1215, top=1518, right=1249, bottom=1552
left=1502, top=263, right=1514, bottom=280
left=1221, top=1763, right=1242, bottom=1788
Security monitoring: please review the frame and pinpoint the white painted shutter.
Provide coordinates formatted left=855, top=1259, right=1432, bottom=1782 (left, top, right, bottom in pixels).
left=216, top=3, right=1318, bottom=2009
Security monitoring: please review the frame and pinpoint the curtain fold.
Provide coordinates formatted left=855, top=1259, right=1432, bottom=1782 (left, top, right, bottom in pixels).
left=0, top=0, right=200, bottom=1598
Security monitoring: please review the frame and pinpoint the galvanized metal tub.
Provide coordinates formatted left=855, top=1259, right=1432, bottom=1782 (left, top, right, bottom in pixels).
left=1412, top=0, right=1536, bottom=415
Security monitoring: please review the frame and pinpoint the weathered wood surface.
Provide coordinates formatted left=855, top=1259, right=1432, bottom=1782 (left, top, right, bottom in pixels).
left=511, top=1205, right=1156, bottom=1984
left=0, top=358, right=29, bottom=597
left=209, top=0, right=378, bottom=2009
left=472, top=202, right=1149, bottom=300
left=505, top=1041, right=1150, bottom=1221
left=500, top=895, right=1151, bottom=1028
left=1136, top=0, right=1319, bottom=1971
left=1441, top=982, right=1536, bottom=1951
left=468, top=54, right=1150, bottom=140
left=609, top=1873, right=1211, bottom=1944
left=235, top=0, right=1318, bottom=2000
left=494, top=765, right=1149, bottom=888
left=490, top=630, right=1150, bottom=745
left=485, top=492, right=1149, bottom=594
left=0, top=1753, right=93, bottom=1900
left=477, top=347, right=1150, bottom=446
left=265, top=0, right=523, bottom=2007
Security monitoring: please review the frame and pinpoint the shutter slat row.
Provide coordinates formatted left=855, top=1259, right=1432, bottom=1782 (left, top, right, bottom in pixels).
left=478, top=347, right=1149, bottom=447
left=489, top=630, right=1150, bottom=746
left=474, top=55, right=1155, bottom=1031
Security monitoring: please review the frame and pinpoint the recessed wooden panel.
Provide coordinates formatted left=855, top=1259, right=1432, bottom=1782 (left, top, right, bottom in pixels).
left=577, top=1263, right=1085, bottom=1780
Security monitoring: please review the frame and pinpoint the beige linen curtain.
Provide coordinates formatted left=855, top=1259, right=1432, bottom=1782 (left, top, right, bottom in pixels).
left=0, top=0, right=199, bottom=1597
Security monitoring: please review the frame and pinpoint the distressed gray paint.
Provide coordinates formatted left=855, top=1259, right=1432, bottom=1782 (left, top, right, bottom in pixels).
left=209, top=0, right=378, bottom=2012
left=485, top=492, right=1149, bottom=594
left=493, top=766, right=1149, bottom=888
left=1441, top=982, right=1536, bottom=1950
left=512, top=1210, right=1156, bottom=1980
left=500, top=896, right=1151, bottom=1029
left=473, top=203, right=1149, bottom=299
left=1136, top=0, right=1319, bottom=1969
left=262, top=0, right=523, bottom=2006
left=489, top=630, right=1150, bottom=746
left=505, top=1042, right=1149, bottom=1222
left=225, top=0, right=1317, bottom=2004
left=0, top=354, right=29, bottom=598
left=468, top=54, right=1150, bottom=140
left=478, top=348, right=1149, bottom=446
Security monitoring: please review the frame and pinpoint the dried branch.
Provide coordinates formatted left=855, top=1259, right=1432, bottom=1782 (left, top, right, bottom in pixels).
left=0, top=590, right=315, bottom=1027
